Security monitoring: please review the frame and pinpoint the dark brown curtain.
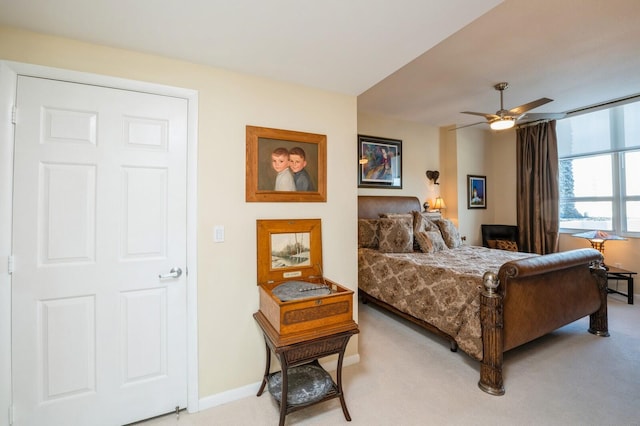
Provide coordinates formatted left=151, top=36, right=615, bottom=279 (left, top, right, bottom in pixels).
left=516, top=121, right=559, bottom=254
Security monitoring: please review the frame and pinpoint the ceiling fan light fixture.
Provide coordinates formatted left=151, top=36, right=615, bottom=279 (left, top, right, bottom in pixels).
left=490, top=117, right=515, bottom=130
left=459, top=82, right=556, bottom=131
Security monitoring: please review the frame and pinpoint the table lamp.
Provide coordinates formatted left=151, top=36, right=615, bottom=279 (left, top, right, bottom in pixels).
left=571, top=230, right=626, bottom=269
left=432, top=196, right=446, bottom=213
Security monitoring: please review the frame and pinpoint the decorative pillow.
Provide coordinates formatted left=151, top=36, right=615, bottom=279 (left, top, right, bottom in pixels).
left=414, top=230, right=449, bottom=254
left=411, top=211, right=440, bottom=251
left=377, top=217, right=413, bottom=253
left=496, top=239, right=519, bottom=252
left=486, top=239, right=499, bottom=249
left=411, top=211, right=440, bottom=233
left=433, top=218, right=463, bottom=249
left=380, top=213, right=416, bottom=250
left=358, top=219, right=379, bottom=249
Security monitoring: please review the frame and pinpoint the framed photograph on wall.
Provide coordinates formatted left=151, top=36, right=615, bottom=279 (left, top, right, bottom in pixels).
left=357, top=135, right=402, bottom=189
left=467, top=175, right=487, bottom=209
left=246, top=125, right=326, bottom=202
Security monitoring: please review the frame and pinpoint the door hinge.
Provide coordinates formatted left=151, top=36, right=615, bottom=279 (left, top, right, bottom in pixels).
left=8, top=255, right=14, bottom=275
left=11, top=105, right=17, bottom=124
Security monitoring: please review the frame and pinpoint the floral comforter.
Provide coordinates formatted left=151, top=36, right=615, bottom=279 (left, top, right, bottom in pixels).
left=358, top=245, right=535, bottom=360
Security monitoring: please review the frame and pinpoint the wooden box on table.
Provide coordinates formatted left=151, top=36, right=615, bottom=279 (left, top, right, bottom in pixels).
left=256, top=219, right=355, bottom=343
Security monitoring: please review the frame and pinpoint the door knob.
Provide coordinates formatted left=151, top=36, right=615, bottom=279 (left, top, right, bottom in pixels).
left=159, top=267, right=183, bottom=280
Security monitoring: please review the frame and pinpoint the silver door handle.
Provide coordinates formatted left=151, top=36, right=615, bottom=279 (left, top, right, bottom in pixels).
left=159, top=267, right=182, bottom=280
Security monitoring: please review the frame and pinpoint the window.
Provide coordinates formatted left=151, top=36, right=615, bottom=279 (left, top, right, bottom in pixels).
left=558, top=99, right=640, bottom=236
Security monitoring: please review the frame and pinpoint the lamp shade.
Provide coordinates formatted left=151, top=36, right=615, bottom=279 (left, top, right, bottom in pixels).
left=571, top=230, right=626, bottom=242
left=432, top=197, right=446, bottom=210
left=490, top=118, right=515, bottom=130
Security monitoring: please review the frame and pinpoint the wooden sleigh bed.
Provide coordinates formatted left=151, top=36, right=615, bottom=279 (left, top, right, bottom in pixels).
left=357, top=195, right=609, bottom=395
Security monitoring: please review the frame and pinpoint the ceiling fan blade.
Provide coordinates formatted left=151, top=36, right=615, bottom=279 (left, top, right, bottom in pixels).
left=461, top=111, right=499, bottom=120
left=450, top=121, right=487, bottom=130
left=518, top=112, right=567, bottom=121
left=508, top=97, right=553, bottom=115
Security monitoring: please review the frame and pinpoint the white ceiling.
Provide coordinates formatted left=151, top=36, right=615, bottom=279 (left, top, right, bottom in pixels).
left=2, top=0, right=640, bottom=129
left=0, top=0, right=502, bottom=94
left=359, top=0, right=640, bottom=128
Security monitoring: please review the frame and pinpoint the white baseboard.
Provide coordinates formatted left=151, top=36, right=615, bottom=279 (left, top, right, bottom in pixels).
left=195, top=353, right=360, bottom=413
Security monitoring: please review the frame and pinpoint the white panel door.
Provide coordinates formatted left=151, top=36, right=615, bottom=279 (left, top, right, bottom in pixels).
left=12, top=76, right=188, bottom=426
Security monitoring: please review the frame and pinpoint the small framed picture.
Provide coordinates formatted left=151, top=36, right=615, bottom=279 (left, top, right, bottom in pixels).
left=467, top=175, right=487, bottom=209
left=246, top=125, right=326, bottom=202
left=357, top=135, right=402, bottom=189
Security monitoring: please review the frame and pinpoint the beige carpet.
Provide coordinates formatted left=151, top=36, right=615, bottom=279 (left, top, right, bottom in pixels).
left=143, top=295, right=639, bottom=425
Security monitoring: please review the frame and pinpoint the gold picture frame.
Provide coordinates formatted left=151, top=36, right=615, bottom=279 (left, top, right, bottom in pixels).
left=246, top=125, right=327, bottom=202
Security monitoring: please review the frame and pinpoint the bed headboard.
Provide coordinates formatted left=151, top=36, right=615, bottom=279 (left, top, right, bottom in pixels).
left=358, top=196, right=421, bottom=219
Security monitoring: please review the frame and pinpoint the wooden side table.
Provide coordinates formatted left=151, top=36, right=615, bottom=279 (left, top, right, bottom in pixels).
left=254, top=311, right=359, bottom=426
left=606, top=266, right=636, bottom=305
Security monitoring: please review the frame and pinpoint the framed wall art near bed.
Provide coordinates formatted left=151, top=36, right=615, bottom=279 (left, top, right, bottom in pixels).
left=357, top=135, right=402, bottom=189
left=246, top=125, right=327, bottom=202
left=467, top=175, right=487, bottom=209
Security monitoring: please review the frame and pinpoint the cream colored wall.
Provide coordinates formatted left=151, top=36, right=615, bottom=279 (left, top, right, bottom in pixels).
left=439, top=126, right=459, bottom=225
left=487, top=129, right=518, bottom=225
left=451, top=126, right=491, bottom=245
left=452, top=127, right=518, bottom=245
left=0, top=26, right=359, bottom=398
left=357, top=112, right=440, bottom=204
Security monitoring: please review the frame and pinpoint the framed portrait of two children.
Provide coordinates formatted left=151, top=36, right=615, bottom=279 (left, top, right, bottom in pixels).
left=246, top=125, right=327, bottom=202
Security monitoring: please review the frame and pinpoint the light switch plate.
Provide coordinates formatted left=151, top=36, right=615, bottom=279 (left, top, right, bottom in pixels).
left=214, top=225, right=225, bottom=242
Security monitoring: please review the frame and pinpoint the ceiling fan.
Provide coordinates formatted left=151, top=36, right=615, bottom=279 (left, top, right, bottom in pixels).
left=457, top=82, right=565, bottom=130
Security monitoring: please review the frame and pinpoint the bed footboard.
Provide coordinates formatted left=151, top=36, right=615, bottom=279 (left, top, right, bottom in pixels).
left=478, top=248, right=608, bottom=395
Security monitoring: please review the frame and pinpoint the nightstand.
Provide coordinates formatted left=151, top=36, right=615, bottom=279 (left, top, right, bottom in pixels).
left=606, top=266, right=636, bottom=304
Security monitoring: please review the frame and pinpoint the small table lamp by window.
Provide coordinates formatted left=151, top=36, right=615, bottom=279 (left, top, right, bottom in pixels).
left=572, top=230, right=626, bottom=268
left=432, top=196, right=446, bottom=213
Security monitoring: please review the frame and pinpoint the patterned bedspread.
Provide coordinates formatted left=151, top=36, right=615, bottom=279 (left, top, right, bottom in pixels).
left=358, top=246, right=535, bottom=360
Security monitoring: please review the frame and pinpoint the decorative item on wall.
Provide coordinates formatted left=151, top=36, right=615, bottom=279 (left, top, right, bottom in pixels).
left=467, top=175, right=487, bottom=209
left=426, top=170, right=440, bottom=185
left=357, top=134, right=402, bottom=189
left=246, top=125, right=327, bottom=202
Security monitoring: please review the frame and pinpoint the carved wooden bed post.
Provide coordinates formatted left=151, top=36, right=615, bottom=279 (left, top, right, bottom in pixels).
left=478, top=271, right=505, bottom=396
left=588, top=261, right=610, bottom=337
